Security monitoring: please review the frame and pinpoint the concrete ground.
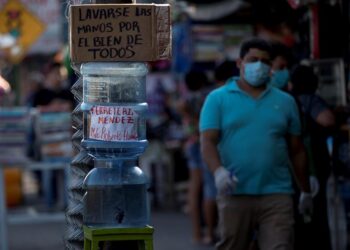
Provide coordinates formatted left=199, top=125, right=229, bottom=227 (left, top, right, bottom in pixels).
left=6, top=165, right=214, bottom=250
left=8, top=210, right=215, bottom=250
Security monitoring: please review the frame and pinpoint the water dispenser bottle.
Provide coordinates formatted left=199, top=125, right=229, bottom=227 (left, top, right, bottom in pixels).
left=80, top=62, right=149, bottom=158
left=83, top=157, right=150, bottom=227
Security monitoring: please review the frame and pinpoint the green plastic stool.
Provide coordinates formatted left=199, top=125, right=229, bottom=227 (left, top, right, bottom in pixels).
left=83, top=225, right=154, bottom=250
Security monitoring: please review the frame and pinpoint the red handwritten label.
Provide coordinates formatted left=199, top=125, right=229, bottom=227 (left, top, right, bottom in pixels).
left=89, top=105, right=138, bottom=141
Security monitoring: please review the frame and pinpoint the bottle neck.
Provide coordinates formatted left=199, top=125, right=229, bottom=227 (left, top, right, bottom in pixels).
left=94, top=158, right=137, bottom=168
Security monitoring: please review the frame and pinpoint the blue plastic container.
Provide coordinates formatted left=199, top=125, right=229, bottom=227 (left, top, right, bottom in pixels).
left=80, top=62, right=148, bottom=158
left=83, top=157, right=150, bottom=227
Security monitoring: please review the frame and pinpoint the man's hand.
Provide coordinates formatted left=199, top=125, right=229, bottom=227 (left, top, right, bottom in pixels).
left=298, top=192, right=313, bottom=221
left=214, top=166, right=238, bottom=195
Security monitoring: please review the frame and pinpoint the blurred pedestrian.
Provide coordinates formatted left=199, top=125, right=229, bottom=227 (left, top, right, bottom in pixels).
left=177, top=69, right=218, bottom=245
left=269, top=41, right=294, bottom=91
left=193, top=61, right=239, bottom=245
left=200, top=38, right=312, bottom=250
left=269, top=44, right=329, bottom=249
left=214, top=60, right=239, bottom=87
left=32, top=61, right=75, bottom=112
left=25, top=71, right=44, bottom=107
left=25, top=72, right=44, bottom=161
left=290, top=64, right=334, bottom=250
left=30, top=61, right=75, bottom=208
left=270, top=44, right=317, bottom=191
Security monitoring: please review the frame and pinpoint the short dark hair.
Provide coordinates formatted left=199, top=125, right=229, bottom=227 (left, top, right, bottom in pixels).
left=214, top=60, right=238, bottom=82
left=185, top=70, right=209, bottom=91
left=271, top=41, right=294, bottom=66
left=240, top=38, right=272, bottom=59
left=42, top=61, right=61, bottom=75
left=290, top=65, right=318, bottom=94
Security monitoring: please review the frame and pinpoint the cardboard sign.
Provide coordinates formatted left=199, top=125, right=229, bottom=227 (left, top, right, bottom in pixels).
left=88, top=105, right=139, bottom=141
left=69, top=4, right=171, bottom=63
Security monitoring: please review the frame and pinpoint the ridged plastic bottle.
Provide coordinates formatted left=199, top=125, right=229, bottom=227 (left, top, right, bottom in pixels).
left=83, top=157, right=149, bottom=227
left=80, top=62, right=149, bottom=158
left=80, top=62, right=150, bottom=228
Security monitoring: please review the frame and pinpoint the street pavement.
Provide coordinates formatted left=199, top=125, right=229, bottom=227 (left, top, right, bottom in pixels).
left=8, top=210, right=215, bottom=250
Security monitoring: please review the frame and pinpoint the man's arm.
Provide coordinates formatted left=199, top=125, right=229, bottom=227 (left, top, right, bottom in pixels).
left=288, top=135, right=311, bottom=193
left=200, top=129, right=221, bottom=173
left=200, top=129, right=238, bottom=195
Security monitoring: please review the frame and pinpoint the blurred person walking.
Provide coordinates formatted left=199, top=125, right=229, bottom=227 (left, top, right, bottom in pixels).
left=269, top=43, right=321, bottom=198
left=269, top=41, right=294, bottom=91
left=25, top=72, right=44, bottom=107
left=269, top=43, right=330, bottom=249
left=214, top=60, right=239, bottom=87
left=30, top=61, right=75, bottom=208
left=178, top=70, right=217, bottom=245
left=32, top=61, right=75, bottom=112
left=200, top=38, right=312, bottom=250
left=290, top=64, right=334, bottom=250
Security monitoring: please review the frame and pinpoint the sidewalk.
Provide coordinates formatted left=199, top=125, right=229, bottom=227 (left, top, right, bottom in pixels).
left=8, top=210, right=215, bottom=250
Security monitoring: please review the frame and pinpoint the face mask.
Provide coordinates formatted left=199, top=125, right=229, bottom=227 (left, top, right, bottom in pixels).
left=270, top=69, right=289, bottom=89
left=244, top=61, right=271, bottom=87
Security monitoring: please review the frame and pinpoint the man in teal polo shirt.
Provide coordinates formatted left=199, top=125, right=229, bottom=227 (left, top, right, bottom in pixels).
left=199, top=38, right=312, bottom=250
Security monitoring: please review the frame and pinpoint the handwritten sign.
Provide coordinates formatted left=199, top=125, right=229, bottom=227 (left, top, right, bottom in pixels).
left=88, top=105, right=139, bottom=141
left=69, top=4, right=171, bottom=63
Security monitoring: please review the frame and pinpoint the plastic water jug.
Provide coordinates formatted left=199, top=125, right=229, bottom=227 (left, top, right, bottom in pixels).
left=80, top=62, right=148, bottom=158
left=83, top=157, right=150, bottom=227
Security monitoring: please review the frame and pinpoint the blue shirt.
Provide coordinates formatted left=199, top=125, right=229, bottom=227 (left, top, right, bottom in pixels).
left=199, top=78, right=301, bottom=195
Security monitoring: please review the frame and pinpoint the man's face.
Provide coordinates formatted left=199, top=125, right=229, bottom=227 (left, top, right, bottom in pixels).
left=240, top=48, right=271, bottom=70
left=237, top=48, right=272, bottom=87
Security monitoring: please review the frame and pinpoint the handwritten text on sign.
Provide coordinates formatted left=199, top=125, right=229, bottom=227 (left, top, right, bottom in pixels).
left=89, top=106, right=138, bottom=141
left=70, top=4, right=158, bottom=62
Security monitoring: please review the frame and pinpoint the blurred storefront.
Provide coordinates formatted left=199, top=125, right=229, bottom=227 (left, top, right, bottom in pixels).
left=0, top=3, right=71, bottom=249
left=0, top=0, right=65, bottom=105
